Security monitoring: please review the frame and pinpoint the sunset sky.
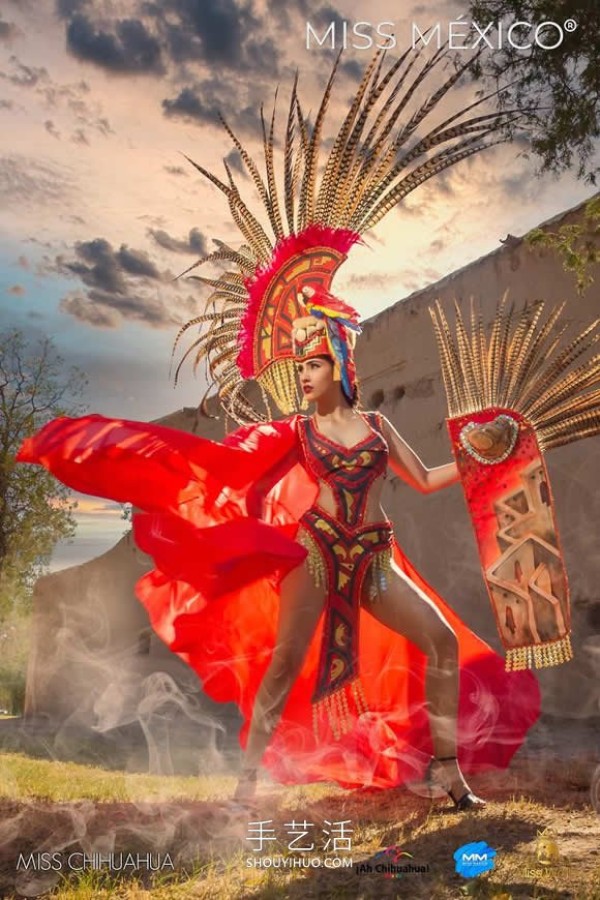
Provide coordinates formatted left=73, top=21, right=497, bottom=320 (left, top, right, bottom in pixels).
left=1, top=0, right=594, bottom=571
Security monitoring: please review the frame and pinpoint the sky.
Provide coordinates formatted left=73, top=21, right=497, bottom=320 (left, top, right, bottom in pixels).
left=1, top=0, right=595, bottom=572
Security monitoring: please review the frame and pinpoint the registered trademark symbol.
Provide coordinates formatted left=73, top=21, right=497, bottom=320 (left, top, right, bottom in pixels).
left=564, top=19, right=578, bottom=32
left=591, top=764, right=600, bottom=814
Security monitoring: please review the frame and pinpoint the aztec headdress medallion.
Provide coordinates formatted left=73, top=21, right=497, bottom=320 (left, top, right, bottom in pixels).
left=172, top=46, right=514, bottom=423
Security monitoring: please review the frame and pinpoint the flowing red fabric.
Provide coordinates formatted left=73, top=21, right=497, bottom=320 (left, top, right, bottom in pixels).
left=17, top=414, right=541, bottom=789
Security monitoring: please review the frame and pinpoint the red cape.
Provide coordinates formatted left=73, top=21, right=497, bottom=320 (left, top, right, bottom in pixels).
left=17, top=413, right=541, bottom=788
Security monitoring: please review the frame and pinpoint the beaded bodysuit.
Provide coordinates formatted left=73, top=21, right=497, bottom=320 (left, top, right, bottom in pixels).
left=296, top=411, right=393, bottom=737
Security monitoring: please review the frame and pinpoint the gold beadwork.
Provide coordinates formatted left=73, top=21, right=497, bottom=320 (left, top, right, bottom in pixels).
left=505, top=634, right=573, bottom=671
left=260, top=360, right=299, bottom=417
left=351, top=678, right=369, bottom=716
left=297, top=528, right=327, bottom=590
left=368, top=546, right=393, bottom=601
left=312, top=677, right=369, bottom=739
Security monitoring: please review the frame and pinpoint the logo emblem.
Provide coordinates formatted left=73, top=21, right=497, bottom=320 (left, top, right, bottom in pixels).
left=535, top=830, right=560, bottom=866
left=454, top=841, right=497, bottom=877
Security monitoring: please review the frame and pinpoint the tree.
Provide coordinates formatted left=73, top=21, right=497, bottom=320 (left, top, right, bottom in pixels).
left=466, top=0, right=600, bottom=182
left=0, top=330, right=88, bottom=616
left=526, top=195, right=600, bottom=292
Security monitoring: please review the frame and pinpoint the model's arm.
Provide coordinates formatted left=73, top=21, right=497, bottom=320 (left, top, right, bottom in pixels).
left=381, top=414, right=459, bottom=495
left=246, top=446, right=299, bottom=517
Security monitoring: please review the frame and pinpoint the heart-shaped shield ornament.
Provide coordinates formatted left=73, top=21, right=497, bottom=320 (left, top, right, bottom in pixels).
left=459, top=414, right=519, bottom=465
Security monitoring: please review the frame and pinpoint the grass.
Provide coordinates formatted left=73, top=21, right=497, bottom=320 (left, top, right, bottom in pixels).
left=1, top=751, right=599, bottom=899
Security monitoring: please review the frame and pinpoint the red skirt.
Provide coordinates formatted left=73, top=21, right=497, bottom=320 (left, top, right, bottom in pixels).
left=17, top=413, right=541, bottom=789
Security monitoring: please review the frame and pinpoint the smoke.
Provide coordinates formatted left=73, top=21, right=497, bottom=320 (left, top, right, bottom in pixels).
left=92, top=670, right=227, bottom=776
left=26, top=537, right=239, bottom=779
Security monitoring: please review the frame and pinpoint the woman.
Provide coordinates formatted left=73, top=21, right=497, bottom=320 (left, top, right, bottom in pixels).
left=235, top=357, right=482, bottom=808
left=17, top=287, right=540, bottom=812
left=17, top=49, right=542, bottom=809
left=225, top=285, right=539, bottom=810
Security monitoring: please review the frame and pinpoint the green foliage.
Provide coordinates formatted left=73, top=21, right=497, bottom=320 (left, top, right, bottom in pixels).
left=526, top=196, right=600, bottom=292
left=0, top=609, right=30, bottom=714
left=466, top=0, right=600, bottom=182
left=0, top=330, right=88, bottom=617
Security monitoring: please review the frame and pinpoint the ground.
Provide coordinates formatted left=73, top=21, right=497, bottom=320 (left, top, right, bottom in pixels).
left=0, top=750, right=599, bottom=899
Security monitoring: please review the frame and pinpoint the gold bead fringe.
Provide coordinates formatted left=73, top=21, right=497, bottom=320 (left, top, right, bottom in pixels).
left=297, top=528, right=327, bottom=590
left=368, top=546, right=393, bottom=602
left=505, top=633, right=573, bottom=671
left=259, top=360, right=299, bottom=417
left=312, top=678, right=369, bottom=740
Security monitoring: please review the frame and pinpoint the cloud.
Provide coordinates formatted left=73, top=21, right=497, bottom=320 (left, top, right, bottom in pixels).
left=162, top=78, right=260, bottom=138
left=71, top=497, right=124, bottom=516
left=39, top=79, right=113, bottom=139
left=340, top=57, right=363, bottom=81
left=56, top=0, right=88, bottom=17
left=147, top=0, right=272, bottom=72
left=343, top=272, right=394, bottom=291
left=71, top=127, right=89, bottom=144
left=59, top=0, right=281, bottom=81
left=162, top=85, right=220, bottom=126
left=43, top=237, right=197, bottom=330
left=0, top=155, right=75, bottom=208
left=429, top=238, right=446, bottom=253
left=224, top=148, right=245, bottom=176
left=163, top=164, right=188, bottom=176
left=60, top=287, right=197, bottom=329
left=59, top=294, right=120, bottom=327
left=40, top=78, right=90, bottom=108
left=308, top=4, right=346, bottom=32
left=162, top=78, right=261, bottom=135
left=2, top=54, right=112, bottom=142
left=45, top=119, right=60, bottom=138
left=56, top=238, right=161, bottom=291
left=66, top=13, right=165, bottom=74
left=55, top=0, right=280, bottom=83
left=499, top=169, right=537, bottom=201
left=51, top=0, right=288, bottom=140
left=0, top=17, right=20, bottom=43
left=148, top=226, right=207, bottom=255
left=0, top=55, right=49, bottom=87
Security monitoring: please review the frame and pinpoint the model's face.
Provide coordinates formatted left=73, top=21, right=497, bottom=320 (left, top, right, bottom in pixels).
left=297, top=356, right=334, bottom=402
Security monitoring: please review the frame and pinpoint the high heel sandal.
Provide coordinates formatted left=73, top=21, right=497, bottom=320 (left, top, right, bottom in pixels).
left=425, top=755, right=487, bottom=812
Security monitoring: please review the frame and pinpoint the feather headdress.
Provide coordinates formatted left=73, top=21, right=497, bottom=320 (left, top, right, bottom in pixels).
left=172, top=44, right=515, bottom=423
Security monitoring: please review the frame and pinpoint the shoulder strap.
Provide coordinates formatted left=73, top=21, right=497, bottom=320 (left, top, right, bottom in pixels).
left=297, top=414, right=310, bottom=435
left=364, top=410, right=384, bottom=437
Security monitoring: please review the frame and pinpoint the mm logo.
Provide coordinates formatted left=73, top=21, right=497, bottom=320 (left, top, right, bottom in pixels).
left=454, top=842, right=497, bottom=877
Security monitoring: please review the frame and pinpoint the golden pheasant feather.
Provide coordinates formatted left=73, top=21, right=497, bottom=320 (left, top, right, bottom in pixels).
left=173, top=44, right=516, bottom=423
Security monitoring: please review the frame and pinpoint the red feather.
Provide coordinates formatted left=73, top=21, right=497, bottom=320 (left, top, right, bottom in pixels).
left=237, top=225, right=361, bottom=378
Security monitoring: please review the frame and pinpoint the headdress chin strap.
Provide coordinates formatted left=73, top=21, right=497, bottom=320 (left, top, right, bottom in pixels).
left=292, top=286, right=361, bottom=403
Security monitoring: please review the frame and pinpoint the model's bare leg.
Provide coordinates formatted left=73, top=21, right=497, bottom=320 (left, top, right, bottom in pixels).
left=362, top=561, right=483, bottom=805
left=233, top=560, right=326, bottom=802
